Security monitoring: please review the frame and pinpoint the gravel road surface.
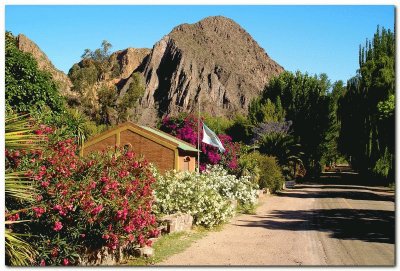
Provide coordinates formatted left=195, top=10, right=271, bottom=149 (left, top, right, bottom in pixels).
left=159, top=181, right=394, bottom=266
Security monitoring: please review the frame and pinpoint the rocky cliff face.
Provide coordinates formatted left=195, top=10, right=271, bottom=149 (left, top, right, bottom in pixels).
left=109, top=48, right=150, bottom=81
left=16, top=34, right=76, bottom=99
left=137, top=16, right=284, bottom=125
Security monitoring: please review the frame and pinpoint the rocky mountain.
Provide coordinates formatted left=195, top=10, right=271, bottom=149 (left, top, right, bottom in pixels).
left=14, top=16, right=284, bottom=126
left=136, top=16, right=284, bottom=125
left=16, top=34, right=76, bottom=100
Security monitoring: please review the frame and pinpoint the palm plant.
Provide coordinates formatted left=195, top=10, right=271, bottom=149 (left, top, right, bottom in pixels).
left=5, top=114, right=44, bottom=266
left=259, top=133, right=304, bottom=179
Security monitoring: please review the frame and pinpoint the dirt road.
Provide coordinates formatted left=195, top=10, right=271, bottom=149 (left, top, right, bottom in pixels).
left=159, top=181, right=395, bottom=266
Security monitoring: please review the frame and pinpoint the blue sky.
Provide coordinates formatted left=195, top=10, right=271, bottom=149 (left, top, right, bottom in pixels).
left=5, top=5, right=395, bottom=84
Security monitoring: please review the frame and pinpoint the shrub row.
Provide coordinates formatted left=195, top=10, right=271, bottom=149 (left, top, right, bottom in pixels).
left=153, top=165, right=258, bottom=228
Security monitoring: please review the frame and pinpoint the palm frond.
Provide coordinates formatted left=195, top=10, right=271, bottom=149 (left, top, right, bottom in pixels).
left=5, top=114, right=44, bottom=150
left=5, top=171, right=36, bottom=202
left=5, top=229, right=37, bottom=266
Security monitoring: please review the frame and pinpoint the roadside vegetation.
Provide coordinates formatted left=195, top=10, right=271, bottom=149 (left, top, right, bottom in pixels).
left=4, top=25, right=394, bottom=265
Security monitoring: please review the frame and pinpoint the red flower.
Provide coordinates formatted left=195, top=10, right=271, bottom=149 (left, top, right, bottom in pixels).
left=53, top=221, right=63, bottom=231
left=51, top=247, right=59, bottom=257
left=62, top=258, right=69, bottom=266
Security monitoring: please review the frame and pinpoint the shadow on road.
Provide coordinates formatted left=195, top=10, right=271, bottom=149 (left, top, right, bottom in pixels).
left=277, top=188, right=394, bottom=202
left=237, top=208, right=395, bottom=244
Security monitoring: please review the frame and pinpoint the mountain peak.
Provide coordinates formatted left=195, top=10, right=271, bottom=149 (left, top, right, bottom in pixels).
left=137, top=16, right=284, bottom=125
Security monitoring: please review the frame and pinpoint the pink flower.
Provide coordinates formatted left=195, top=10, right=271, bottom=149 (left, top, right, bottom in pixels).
left=9, top=213, right=19, bottom=221
left=91, top=205, right=103, bottom=215
left=116, top=208, right=128, bottom=221
left=32, top=206, right=46, bottom=218
left=41, top=181, right=49, bottom=188
left=40, top=259, right=46, bottom=266
left=62, top=258, right=69, bottom=266
left=53, top=221, right=63, bottom=231
left=126, top=151, right=134, bottom=159
left=123, top=224, right=135, bottom=233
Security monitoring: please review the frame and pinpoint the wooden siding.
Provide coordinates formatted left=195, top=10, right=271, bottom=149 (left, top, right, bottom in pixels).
left=120, top=130, right=175, bottom=172
left=81, top=122, right=184, bottom=173
left=82, top=134, right=116, bottom=156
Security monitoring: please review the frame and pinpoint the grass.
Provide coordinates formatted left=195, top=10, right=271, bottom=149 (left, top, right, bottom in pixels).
left=125, top=227, right=208, bottom=266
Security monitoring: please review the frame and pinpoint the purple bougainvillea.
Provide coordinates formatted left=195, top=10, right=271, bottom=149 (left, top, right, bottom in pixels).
left=160, top=114, right=239, bottom=172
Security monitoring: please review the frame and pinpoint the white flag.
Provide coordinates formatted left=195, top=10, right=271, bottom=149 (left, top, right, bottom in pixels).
left=202, top=123, right=225, bottom=153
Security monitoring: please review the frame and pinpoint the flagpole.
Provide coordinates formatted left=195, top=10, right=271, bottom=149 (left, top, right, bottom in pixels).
left=197, top=95, right=200, bottom=173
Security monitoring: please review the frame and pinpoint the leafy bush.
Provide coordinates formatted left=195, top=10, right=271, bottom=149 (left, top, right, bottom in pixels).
left=153, top=165, right=257, bottom=227
left=239, top=152, right=284, bottom=193
left=7, top=137, right=158, bottom=266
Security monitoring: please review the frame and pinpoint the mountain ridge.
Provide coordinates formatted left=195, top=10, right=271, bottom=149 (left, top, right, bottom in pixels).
left=14, top=16, right=284, bottom=126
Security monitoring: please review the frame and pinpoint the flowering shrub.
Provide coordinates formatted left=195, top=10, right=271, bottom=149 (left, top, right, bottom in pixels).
left=202, top=165, right=258, bottom=205
left=153, top=165, right=257, bottom=227
left=160, top=114, right=240, bottom=172
left=7, top=138, right=158, bottom=266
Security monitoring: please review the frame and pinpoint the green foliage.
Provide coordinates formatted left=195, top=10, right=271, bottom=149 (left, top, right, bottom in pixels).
left=258, top=133, right=304, bottom=180
left=5, top=31, right=65, bottom=113
left=256, top=71, right=331, bottom=176
left=116, top=73, right=145, bottom=123
left=338, top=26, right=395, bottom=180
left=5, top=114, right=44, bottom=266
left=372, top=147, right=392, bottom=178
left=98, top=84, right=118, bottom=125
left=68, top=62, right=98, bottom=94
left=248, top=97, right=285, bottom=124
left=226, top=114, right=253, bottom=143
left=202, top=114, right=233, bottom=135
left=81, top=40, right=113, bottom=81
left=377, top=94, right=395, bottom=120
left=239, top=151, right=284, bottom=193
left=30, top=106, right=106, bottom=145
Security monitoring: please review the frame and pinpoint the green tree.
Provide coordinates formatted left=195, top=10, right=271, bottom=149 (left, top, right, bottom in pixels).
left=5, top=31, right=64, bottom=113
left=338, top=26, right=395, bottom=180
left=255, top=71, right=331, bottom=176
left=116, top=73, right=145, bottom=123
left=98, top=84, right=117, bottom=125
left=81, top=40, right=112, bottom=81
left=322, top=80, right=346, bottom=166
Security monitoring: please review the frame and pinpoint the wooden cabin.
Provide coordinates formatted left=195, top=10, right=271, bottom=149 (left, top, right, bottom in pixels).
left=81, top=122, right=199, bottom=172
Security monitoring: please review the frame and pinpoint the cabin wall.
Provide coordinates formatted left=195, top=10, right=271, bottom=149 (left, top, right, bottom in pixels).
left=120, top=130, right=175, bottom=172
left=178, top=151, right=197, bottom=172
left=82, top=134, right=117, bottom=156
